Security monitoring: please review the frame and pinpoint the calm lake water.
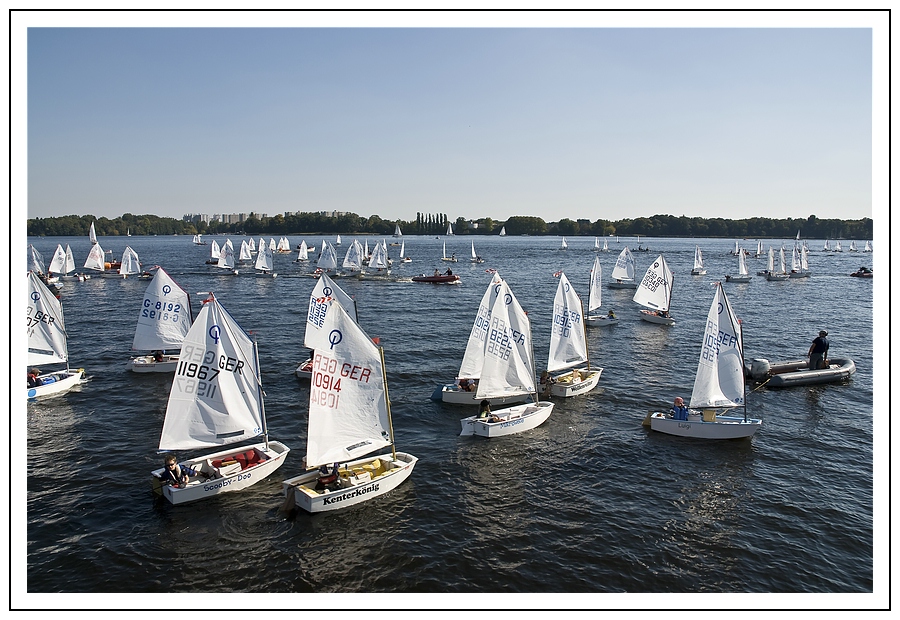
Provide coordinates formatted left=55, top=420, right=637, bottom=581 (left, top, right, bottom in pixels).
left=18, top=234, right=885, bottom=609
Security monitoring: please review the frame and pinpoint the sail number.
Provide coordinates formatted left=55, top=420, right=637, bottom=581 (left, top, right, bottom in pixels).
left=701, top=322, right=739, bottom=362
left=26, top=307, right=55, bottom=329
left=641, top=272, right=665, bottom=292
left=310, top=352, right=379, bottom=410
left=486, top=317, right=525, bottom=361
left=142, top=299, right=183, bottom=322
left=552, top=304, right=581, bottom=338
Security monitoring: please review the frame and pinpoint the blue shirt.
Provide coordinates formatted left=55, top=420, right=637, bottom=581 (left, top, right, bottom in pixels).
left=672, top=405, right=689, bottom=420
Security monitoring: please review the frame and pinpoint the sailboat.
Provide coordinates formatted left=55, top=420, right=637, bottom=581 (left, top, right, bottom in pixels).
left=316, top=241, right=339, bottom=274
left=295, top=240, right=310, bottom=262
left=608, top=246, right=638, bottom=289
left=295, top=273, right=358, bottom=379
left=848, top=240, right=858, bottom=252
left=335, top=234, right=342, bottom=246
left=89, top=222, right=98, bottom=245
left=280, top=297, right=417, bottom=513
left=83, top=242, right=107, bottom=274
left=765, top=247, right=790, bottom=281
left=725, top=248, right=752, bottom=283
left=364, top=240, right=390, bottom=276
left=276, top=237, right=292, bottom=253
left=560, top=237, right=568, bottom=250
left=437, top=272, right=529, bottom=406
left=834, top=241, right=843, bottom=252
left=602, top=238, right=609, bottom=252
left=459, top=277, right=554, bottom=437
left=446, top=222, right=454, bottom=236
left=48, top=244, right=87, bottom=281
left=441, top=241, right=458, bottom=263
left=585, top=256, right=618, bottom=326
left=755, top=240, right=764, bottom=258
left=499, top=226, right=506, bottom=237
left=248, top=237, right=256, bottom=253
left=254, top=239, right=277, bottom=277
left=730, top=240, right=740, bottom=255
left=342, top=239, right=365, bottom=273
left=470, top=240, right=484, bottom=263
left=206, top=240, right=221, bottom=265
left=864, top=241, right=873, bottom=252
left=593, top=237, right=601, bottom=252
left=118, top=246, right=142, bottom=278
left=545, top=272, right=602, bottom=397
left=647, top=282, right=761, bottom=439
left=790, top=245, right=811, bottom=278
left=823, top=239, right=831, bottom=252
left=149, top=292, right=290, bottom=504
left=399, top=240, right=411, bottom=263
left=26, top=271, right=85, bottom=399
left=192, top=234, right=206, bottom=245
left=633, top=254, right=675, bottom=325
left=393, top=223, right=402, bottom=238
left=690, top=245, right=706, bottom=275
left=130, top=268, right=193, bottom=372
left=238, top=240, right=254, bottom=263
left=215, top=239, right=239, bottom=275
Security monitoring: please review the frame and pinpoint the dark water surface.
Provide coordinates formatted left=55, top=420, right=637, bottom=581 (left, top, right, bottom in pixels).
left=19, top=234, right=883, bottom=608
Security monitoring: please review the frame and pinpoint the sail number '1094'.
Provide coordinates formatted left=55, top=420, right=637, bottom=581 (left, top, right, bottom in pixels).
left=310, top=352, right=376, bottom=410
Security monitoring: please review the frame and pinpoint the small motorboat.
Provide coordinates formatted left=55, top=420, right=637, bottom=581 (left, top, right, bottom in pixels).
left=411, top=274, right=460, bottom=284
left=850, top=267, right=873, bottom=278
left=746, top=358, right=856, bottom=388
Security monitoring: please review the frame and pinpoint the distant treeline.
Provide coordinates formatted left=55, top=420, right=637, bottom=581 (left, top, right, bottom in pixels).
left=27, top=211, right=873, bottom=240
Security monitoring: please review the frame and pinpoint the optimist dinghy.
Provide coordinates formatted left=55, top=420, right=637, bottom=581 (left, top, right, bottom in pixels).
left=545, top=272, right=602, bottom=398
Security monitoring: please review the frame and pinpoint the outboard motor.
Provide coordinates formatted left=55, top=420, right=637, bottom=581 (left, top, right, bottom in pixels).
left=750, top=358, right=771, bottom=381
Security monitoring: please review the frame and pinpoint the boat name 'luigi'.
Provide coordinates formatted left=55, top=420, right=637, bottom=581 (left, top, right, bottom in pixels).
left=322, top=483, right=380, bottom=505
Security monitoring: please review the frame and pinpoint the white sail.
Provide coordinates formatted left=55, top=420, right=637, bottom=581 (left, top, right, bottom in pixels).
left=343, top=240, right=364, bottom=270
left=547, top=273, right=587, bottom=373
left=594, top=237, right=600, bottom=250
left=255, top=241, right=274, bottom=272
left=89, top=222, right=97, bottom=244
left=277, top=237, right=290, bottom=252
left=499, top=226, right=506, bottom=236
left=603, top=238, right=608, bottom=251
left=394, top=224, right=402, bottom=237
left=210, top=240, right=220, bottom=260
left=446, top=222, right=453, bottom=235
left=779, top=247, right=787, bottom=274
left=767, top=247, right=775, bottom=272
left=119, top=246, right=141, bottom=276
left=442, top=242, right=449, bottom=259
left=458, top=272, right=503, bottom=379
left=317, top=242, right=338, bottom=271
left=475, top=279, right=536, bottom=399
left=297, top=240, right=309, bottom=261
left=756, top=240, right=763, bottom=257
left=64, top=245, right=78, bottom=274
left=693, top=246, right=704, bottom=270
left=633, top=254, right=673, bottom=312
left=610, top=247, right=635, bottom=281
left=132, top=267, right=192, bottom=351
left=260, top=238, right=268, bottom=255
left=738, top=250, right=749, bottom=276
left=835, top=241, right=843, bottom=252
left=864, top=241, right=872, bottom=252
left=335, top=234, right=342, bottom=246
left=560, top=237, right=568, bottom=250
left=27, top=271, right=68, bottom=366
left=690, top=282, right=744, bottom=409
left=306, top=273, right=359, bottom=350
left=268, top=238, right=276, bottom=252
left=29, top=245, right=46, bottom=274
left=48, top=244, right=67, bottom=275
left=192, top=234, right=201, bottom=244
left=588, top=256, right=603, bottom=314
left=399, top=241, right=406, bottom=259
left=800, top=245, right=809, bottom=270
left=304, top=298, right=392, bottom=468
left=791, top=246, right=801, bottom=272
left=823, top=239, right=831, bottom=251
left=217, top=239, right=235, bottom=269
left=84, top=242, right=106, bottom=271
left=368, top=240, right=389, bottom=270
left=239, top=240, right=253, bottom=262
left=159, top=295, right=265, bottom=451
left=248, top=237, right=256, bottom=252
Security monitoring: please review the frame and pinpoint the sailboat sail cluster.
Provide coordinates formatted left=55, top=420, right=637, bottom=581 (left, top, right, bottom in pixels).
left=27, top=272, right=84, bottom=398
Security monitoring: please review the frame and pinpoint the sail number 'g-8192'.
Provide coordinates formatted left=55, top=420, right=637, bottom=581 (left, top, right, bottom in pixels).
left=142, top=298, right=184, bottom=323
left=310, top=352, right=375, bottom=410
left=173, top=344, right=246, bottom=399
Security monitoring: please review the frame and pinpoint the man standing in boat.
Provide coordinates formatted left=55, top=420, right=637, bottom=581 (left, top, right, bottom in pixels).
left=808, top=330, right=829, bottom=370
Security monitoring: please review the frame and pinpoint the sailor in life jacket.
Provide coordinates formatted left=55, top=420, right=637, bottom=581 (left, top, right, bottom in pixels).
left=160, top=454, right=196, bottom=488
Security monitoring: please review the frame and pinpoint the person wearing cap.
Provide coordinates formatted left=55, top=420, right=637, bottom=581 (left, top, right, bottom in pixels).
left=808, top=330, right=830, bottom=370
left=671, top=397, right=689, bottom=420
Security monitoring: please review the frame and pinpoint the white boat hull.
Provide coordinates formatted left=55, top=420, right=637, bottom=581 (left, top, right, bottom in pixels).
left=549, top=368, right=602, bottom=398
left=585, top=315, right=618, bottom=327
left=607, top=280, right=637, bottom=289
left=690, top=268, right=706, bottom=275
left=150, top=441, right=290, bottom=505
left=765, top=273, right=790, bottom=281
left=130, top=354, right=179, bottom=373
left=648, top=412, right=760, bottom=439
left=725, top=275, right=752, bottom=283
left=26, top=369, right=85, bottom=399
left=789, top=271, right=811, bottom=278
left=639, top=310, right=675, bottom=325
left=295, top=357, right=312, bottom=379
left=460, top=401, right=554, bottom=437
left=282, top=452, right=417, bottom=513
left=439, top=384, right=531, bottom=406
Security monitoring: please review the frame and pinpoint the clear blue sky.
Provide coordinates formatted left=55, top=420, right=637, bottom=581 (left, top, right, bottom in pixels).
left=20, top=13, right=880, bottom=224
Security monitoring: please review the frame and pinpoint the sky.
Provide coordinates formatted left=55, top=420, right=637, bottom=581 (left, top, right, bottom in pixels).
left=16, top=11, right=884, bottom=225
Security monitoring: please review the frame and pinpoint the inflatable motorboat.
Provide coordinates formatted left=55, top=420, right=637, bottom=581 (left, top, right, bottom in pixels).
left=746, top=358, right=856, bottom=388
left=411, top=274, right=460, bottom=284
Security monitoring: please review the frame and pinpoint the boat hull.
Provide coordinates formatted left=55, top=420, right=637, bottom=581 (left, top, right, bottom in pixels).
left=438, top=384, right=532, bottom=406
left=765, top=273, right=790, bottom=281
left=585, top=315, right=619, bottom=327
left=150, top=441, right=290, bottom=505
left=282, top=452, right=417, bottom=513
left=295, top=357, right=312, bottom=379
left=607, top=281, right=637, bottom=289
left=639, top=310, right=675, bottom=325
left=747, top=357, right=856, bottom=388
left=460, top=401, right=554, bottom=437
left=690, top=269, right=706, bottom=275
left=411, top=275, right=460, bottom=284
left=26, top=369, right=85, bottom=399
left=130, top=354, right=179, bottom=373
left=549, top=368, right=602, bottom=398
left=649, top=412, right=760, bottom=439
left=725, top=275, right=752, bottom=283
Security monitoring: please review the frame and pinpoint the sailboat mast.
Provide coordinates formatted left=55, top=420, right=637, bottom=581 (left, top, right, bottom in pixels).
left=580, top=297, right=591, bottom=371
left=379, top=347, right=397, bottom=461
left=252, top=337, right=270, bottom=449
